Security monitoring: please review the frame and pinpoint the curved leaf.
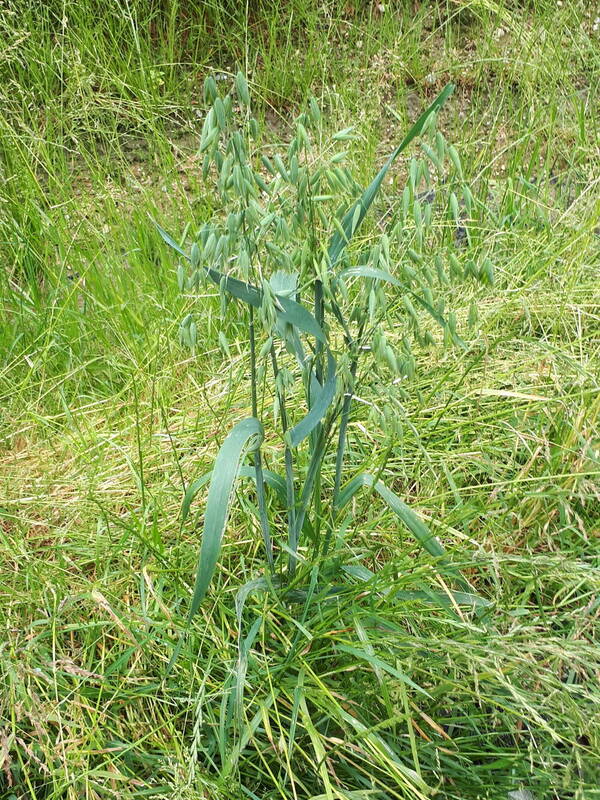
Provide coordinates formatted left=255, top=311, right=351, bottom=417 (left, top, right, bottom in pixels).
left=154, top=220, right=325, bottom=343
left=270, top=270, right=298, bottom=299
left=335, top=262, right=464, bottom=347
left=336, top=644, right=431, bottom=697
left=181, top=472, right=212, bottom=525
left=391, top=588, right=491, bottom=608
left=327, top=83, right=455, bottom=269
left=182, top=466, right=315, bottom=541
left=341, top=566, right=491, bottom=608
left=235, top=577, right=272, bottom=628
left=337, top=471, right=473, bottom=592
left=277, top=294, right=326, bottom=343
left=339, top=265, right=401, bottom=285
left=153, top=218, right=189, bottom=259
left=182, top=466, right=286, bottom=525
left=187, top=417, right=263, bottom=619
left=336, top=472, right=445, bottom=558
left=235, top=613, right=263, bottom=721
left=288, top=350, right=337, bottom=448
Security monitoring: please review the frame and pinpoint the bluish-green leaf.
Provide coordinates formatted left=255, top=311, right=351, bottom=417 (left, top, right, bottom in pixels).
left=327, top=84, right=454, bottom=269
left=270, top=270, right=299, bottom=298
left=235, top=613, right=263, bottom=721
left=187, top=418, right=263, bottom=619
left=341, top=566, right=491, bottom=608
left=153, top=218, right=189, bottom=259
left=181, top=473, right=212, bottom=525
left=337, top=472, right=472, bottom=592
left=309, top=793, right=383, bottom=800
left=339, top=265, right=401, bottom=285
left=338, top=260, right=464, bottom=346
left=288, top=350, right=337, bottom=448
left=279, top=577, right=488, bottom=614
left=391, top=588, right=491, bottom=608
left=276, top=294, right=326, bottom=342
left=155, top=220, right=325, bottom=343
left=235, top=577, right=271, bottom=628
left=336, top=472, right=445, bottom=558
left=182, top=466, right=287, bottom=525
left=182, top=466, right=315, bottom=539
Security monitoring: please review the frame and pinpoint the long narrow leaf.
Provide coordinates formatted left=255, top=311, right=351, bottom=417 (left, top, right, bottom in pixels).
left=336, top=472, right=445, bottom=558
left=154, top=220, right=325, bottom=342
left=181, top=472, right=212, bottom=524
left=235, top=577, right=271, bottom=629
left=338, top=264, right=464, bottom=346
left=235, top=611, right=263, bottom=722
left=337, top=472, right=472, bottom=592
left=392, top=588, right=491, bottom=608
left=327, top=84, right=454, bottom=268
left=341, top=566, right=491, bottom=608
left=288, top=350, right=337, bottom=448
left=336, top=708, right=431, bottom=794
left=182, top=466, right=316, bottom=540
left=277, top=294, right=326, bottom=343
left=290, top=427, right=327, bottom=566
left=340, top=265, right=402, bottom=285
left=182, top=466, right=286, bottom=524
left=152, top=218, right=188, bottom=258
left=222, top=693, right=279, bottom=776
left=309, top=792, right=383, bottom=800
left=187, top=417, right=263, bottom=619
left=337, top=644, right=431, bottom=697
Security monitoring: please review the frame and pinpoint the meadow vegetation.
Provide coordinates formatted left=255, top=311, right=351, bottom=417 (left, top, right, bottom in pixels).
left=1, top=2, right=599, bottom=799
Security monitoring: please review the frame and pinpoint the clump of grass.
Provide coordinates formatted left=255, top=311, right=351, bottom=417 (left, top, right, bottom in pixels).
left=1, top=3, right=599, bottom=799
left=158, top=73, right=490, bottom=626
left=147, top=74, right=599, bottom=799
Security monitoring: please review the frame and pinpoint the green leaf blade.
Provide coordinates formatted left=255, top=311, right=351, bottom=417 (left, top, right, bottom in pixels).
left=327, top=83, right=455, bottom=269
left=187, top=417, right=263, bottom=620
left=153, top=218, right=190, bottom=260
left=336, top=472, right=445, bottom=558
left=288, top=350, right=337, bottom=448
left=337, top=643, right=431, bottom=698
left=154, top=223, right=326, bottom=343
left=339, top=265, right=402, bottom=286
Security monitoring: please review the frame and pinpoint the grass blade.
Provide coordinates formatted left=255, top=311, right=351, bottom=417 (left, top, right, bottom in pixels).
left=182, top=467, right=287, bottom=525
left=337, top=472, right=473, bottom=592
left=339, top=265, right=402, bottom=285
left=327, top=84, right=454, bottom=268
left=277, top=294, right=326, bottom=343
left=336, top=472, right=445, bottom=558
left=336, top=643, right=431, bottom=697
left=182, top=466, right=317, bottom=541
left=186, top=417, right=263, bottom=620
left=341, top=566, right=491, bottom=608
left=181, top=472, right=212, bottom=524
left=151, top=217, right=188, bottom=257
left=288, top=350, right=337, bottom=448
left=286, top=424, right=332, bottom=576
left=154, top=220, right=325, bottom=342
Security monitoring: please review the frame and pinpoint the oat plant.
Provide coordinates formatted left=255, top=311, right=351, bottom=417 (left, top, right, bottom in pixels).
left=157, top=73, right=490, bottom=652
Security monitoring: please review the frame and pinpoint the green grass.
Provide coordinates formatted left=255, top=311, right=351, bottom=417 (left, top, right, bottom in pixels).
left=1, top=1, right=599, bottom=798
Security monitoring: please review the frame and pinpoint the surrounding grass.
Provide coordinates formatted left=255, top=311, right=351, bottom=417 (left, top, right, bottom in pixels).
left=1, top=1, right=599, bottom=798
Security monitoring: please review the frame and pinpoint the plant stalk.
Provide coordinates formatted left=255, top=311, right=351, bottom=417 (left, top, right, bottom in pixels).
left=331, top=354, right=359, bottom=511
left=249, top=306, right=273, bottom=570
left=269, top=346, right=296, bottom=567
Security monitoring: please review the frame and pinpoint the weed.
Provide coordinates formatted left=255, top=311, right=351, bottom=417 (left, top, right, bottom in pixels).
left=1, top=2, right=599, bottom=799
